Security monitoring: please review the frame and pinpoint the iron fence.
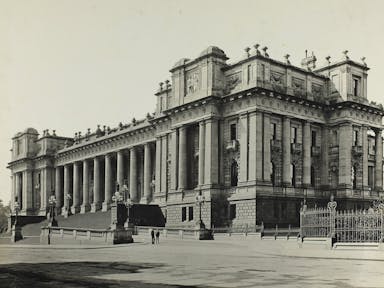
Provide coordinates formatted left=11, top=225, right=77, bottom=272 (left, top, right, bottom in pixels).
left=300, top=199, right=384, bottom=243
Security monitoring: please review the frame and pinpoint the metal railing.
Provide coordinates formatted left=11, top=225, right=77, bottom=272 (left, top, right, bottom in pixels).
left=300, top=200, right=384, bottom=243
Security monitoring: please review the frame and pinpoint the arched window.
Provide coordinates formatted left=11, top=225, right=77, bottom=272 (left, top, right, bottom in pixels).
left=231, top=160, right=238, bottom=187
left=291, top=164, right=296, bottom=187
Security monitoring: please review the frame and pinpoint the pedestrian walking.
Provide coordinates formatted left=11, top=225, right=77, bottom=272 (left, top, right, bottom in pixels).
left=155, top=230, right=160, bottom=244
left=151, top=229, right=155, bottom=244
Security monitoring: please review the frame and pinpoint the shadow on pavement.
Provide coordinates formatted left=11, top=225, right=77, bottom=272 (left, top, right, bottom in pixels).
left=0, top=261, right=209, bottom=288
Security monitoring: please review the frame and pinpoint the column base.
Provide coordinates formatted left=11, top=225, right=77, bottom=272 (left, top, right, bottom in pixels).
left=140, top=198, right=150, bottom=205
left=102, top=202, right=111, bottom=212
left=61, top=206, right=69, bottom=215
left=56, top=207, right=63, bottom=216
left=71, top=206, right=80, bottom=214
left=62, top=207, right=72, bottom=218
left=90, top=203, right=102, bottom=213
left=80, top=204, right=91, bottom=214
left=38, top=209, right=47, bottom=216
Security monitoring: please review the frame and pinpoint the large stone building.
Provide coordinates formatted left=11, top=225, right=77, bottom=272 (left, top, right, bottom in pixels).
left=8, top=45, right=384, bottom=228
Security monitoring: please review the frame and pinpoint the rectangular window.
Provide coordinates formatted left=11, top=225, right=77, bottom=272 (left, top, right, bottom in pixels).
left=353, top=76, right=361, bottom=96
left=273, top=201, right=279, bottom=219
left=247, top=64, right=251, bottom=84
left=311, top=130, right=317, bottom=147
left=368, top=166, right=375, bottom=188
left=230, top=123, right=237, bottom=140
left=291, top=164, right=296, bottom=187
left=291, top=127, right=297, bottom=144
left=331, top=74, right=339, bottom=93
left=182, top=207, right=187, bottom=222
left=261, top=64, right=265, bottom=82
left=353, top=130, right=359, bottom=146
left=188, top=206, right=193, bottom=221
left=229, top=204, right=236, bottom=220
left=271, top=123, right=277, bottom=140
left=16, top=139, right=22, bottom=155
left=281, top=202, right=287, bottom=219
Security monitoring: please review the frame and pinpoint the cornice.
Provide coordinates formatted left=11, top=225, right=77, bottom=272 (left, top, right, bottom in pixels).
left=223, top=54, right=328, bottom=80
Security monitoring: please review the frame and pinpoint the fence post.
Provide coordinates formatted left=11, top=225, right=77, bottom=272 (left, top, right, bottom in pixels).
left=260, top=222, right=264, bottom=239
left=327, top=197, right=337, bottom=248
left=379, top=204, right=384, bottom=249
left=287, top=224, right=291, bottom=240
left=299, top=209, right=304, bottom=241
left=274, top=224, right=278, bottom=240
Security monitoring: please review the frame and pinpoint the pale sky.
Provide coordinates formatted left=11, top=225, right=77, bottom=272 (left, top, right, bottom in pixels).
left=1, top=0, right=384, bottom=204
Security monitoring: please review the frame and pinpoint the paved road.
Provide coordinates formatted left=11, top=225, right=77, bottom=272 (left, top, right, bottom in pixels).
left=0, top=236, right=383, bottom=287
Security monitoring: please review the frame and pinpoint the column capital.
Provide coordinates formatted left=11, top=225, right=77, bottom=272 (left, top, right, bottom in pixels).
left=239, top=112, right=249, bottom=119
left=179, top=125, right=188, bottom=132
left=204, top=117, right=219, bottom=124
left=372, top=127, right=382, bottom=134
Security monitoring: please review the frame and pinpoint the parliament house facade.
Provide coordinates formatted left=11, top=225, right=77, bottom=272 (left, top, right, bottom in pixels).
left=8, top=45, right=384, bottom=228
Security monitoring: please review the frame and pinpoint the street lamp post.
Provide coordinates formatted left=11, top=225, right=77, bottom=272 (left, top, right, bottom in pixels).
left=194, top=191, right=213, bottom=240
left=109, top=185, right=133, bottom=244
left=195, top=193, right=206, bottom=229
left=11, top=200, right=23, bottom=242
left=13, top=201, right=20, bottom=227
left=64, top=194, right=72, bottom=218
left=48, top=195, right=58, bottom=226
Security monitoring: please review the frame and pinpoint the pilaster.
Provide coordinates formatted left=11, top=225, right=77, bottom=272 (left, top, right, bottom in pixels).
left=282, top=116, right=291, bottom=185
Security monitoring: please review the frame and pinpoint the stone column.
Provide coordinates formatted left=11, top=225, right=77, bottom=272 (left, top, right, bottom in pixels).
left=63, top=165, right=71, bottom=214
left=71, top=162, right=81, bottom=214
left=41, top=168, right=54, bottom=215
left=178, top=126, right=187, bottom=190
left=130, top=147, right=138, bottom=202
left=205, top=119, right=219, bottom=185
left=320, top=125, right=329, bottom=187
left=22, top=170, right=33, bottom=214
left=170, top=129, right=178, bottom=191
left=375, top=129, right=383, bottom=190
left=239, top=113, right=248, bottom=183
left=15, top=173, right=22, bottom=208
left=91, top=157, right=101, bottom=212
left=39, top=170, right=46, bottom=215
left=302, top=121, right=311, bottom=186
left=143, top=143, right=152, bottom=203
left=362, top=126, right=368, bottom=188
left=263, top=113, right=271, bottom=182
left=256, top=112, right=263, bottom=181
left=117, top=150, right=125, bottom=189
left=161, top=136, right=168, bottom=193
left=282, top=117, right=291, bottom=185
left=10, top=175, right=14, bottom=212
left=55, top=167, right=63, bottom=214
left=102, top=154, right=112, bottom=211
left=248, top=112, right=257, bottom=182
left=81, top=160, right=90, bottom=213
left=198, top=121, right=205, bottom=186
left=338, top=123, right=352, bottom=187
left=155, top=138, right=161, bottom=194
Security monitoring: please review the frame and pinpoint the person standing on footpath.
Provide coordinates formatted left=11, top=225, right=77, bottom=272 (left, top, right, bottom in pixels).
left=151, top=229, right=155, bottom=244
left=155, top=230, right=160, bottom=244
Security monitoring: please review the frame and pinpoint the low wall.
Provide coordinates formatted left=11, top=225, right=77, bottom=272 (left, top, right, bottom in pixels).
left=40, top=226, right=133, bottom=245
left=8, top=215, right=46, bottom=232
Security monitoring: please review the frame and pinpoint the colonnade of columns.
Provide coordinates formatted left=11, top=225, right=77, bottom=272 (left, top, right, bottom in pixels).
left=170, top=118, right=219, bottom=192
left=237, top=112, right=384, bottom=190
left=53, top=143, right=155, bottom=215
